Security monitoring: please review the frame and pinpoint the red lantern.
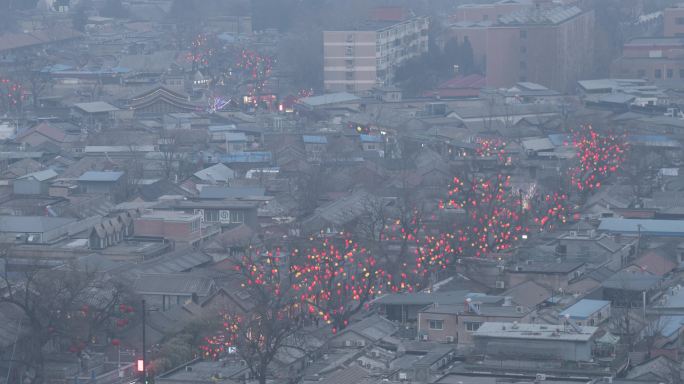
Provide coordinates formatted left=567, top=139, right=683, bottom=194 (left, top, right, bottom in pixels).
left=111, top=338, right=121, bottom=346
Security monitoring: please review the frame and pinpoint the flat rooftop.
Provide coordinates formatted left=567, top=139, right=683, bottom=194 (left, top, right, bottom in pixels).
left=138, top=210, right=200, bottom=221
left=474, top=322, right=598, bottom=341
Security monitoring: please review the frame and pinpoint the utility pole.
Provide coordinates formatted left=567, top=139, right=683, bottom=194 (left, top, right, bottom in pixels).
left=142, top=299, right=146, bottom=383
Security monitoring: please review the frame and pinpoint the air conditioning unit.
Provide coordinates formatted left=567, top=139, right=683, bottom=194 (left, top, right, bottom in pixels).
left=569, top=231, right=577, bottom=237
left=421, top=334, right=429, bottom=341
left=516, top=306, right=524, bottom=313
left=372, top=351, right=380, bottom=358
left=356, top=340, right=366, bottom=347
left=240, top=360, right=247, bottom=367
left=445, top=336, right=455, bottom=343
left=602, top=376, right=613, bottom=383
left=496, top=281, right=505, bottom=289
left=536, top=373, right=547, bottom=381
left=345, top=340, right=353, bottom=347
left=398, top=372, right=408, bottom=381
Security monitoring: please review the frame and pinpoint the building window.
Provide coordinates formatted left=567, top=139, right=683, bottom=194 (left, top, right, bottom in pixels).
left=520, top=61, right=527, bottom=69
left=520, top=46, right=527, bottom=54
left=637, top=69, right=646, bottom=78
left=465, top=321, right=482, bottom=332
left=345, top=46, right=353, bottom=56
left=345, top=71, right=354, bottom=80
left=520, top=30, right=527, bottom=39
left=346, top=84, right=355, bottom=92
left=677, top=17, right=684, bottom=25
left=483, top=14, right=489, bottom=21
left=191, top=218, right=199, bottom=232
left=668, top=69, right=674, bottom=78
left=205, top=209, right=219, bottom=222
left=429, top=320, right=444, bottom=330
left=230, top=210, right=245, bottom=224
left=519, top=76, right=527, bottom=82
left=655, top=69, right=662, bottom=78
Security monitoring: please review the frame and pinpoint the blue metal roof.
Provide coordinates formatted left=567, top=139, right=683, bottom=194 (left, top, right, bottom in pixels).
left=660, top=316, right=684, bottom=338
left=302, top=135, right=327, bottom=144
left=547, top=133, right=571, bottom=147
left=599, top=218, right=684, bottom=237
left=359, top=134, right=383, bottom=143
left=559, top=299, right=610, bottom=320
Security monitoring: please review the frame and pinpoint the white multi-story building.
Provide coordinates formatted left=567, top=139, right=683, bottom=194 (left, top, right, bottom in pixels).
left=323, top=16, right=429, bottom=94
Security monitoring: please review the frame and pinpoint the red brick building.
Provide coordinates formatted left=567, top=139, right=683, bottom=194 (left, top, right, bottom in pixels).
left=448, top=4, right=595, bottom=92
left=611, top=37, right=684, bottom=84
left=134, top=211, right=219, bottom=244
left=664, top=4, right=684, bottom=37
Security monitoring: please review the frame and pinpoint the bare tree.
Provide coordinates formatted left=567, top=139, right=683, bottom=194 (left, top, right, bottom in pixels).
left=0, top=260, right=133, bottom=384
left=202, top=245, right=306, bottom=384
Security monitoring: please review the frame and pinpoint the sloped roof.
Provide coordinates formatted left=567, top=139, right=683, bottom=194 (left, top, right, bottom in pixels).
left=133, top=274, right=214, bottom=296
left=133, top=249, right=212, bottom=275
left=603, top=271, right=662, bottom=291
left=73, top=101, right=120, bottom=114
left=318, top=366, right=370, bottom=384
left=198, top=186, right=265, bottom=199
left=2, top=158, right=43, bottom=178
left=341, top=314, right=398, bottom=341
left=0, top=215, right=75, bottom=233
left=139, top=179, right=188, bottom=202
left=16, top=122, right=67, bottom=143
left=78, top=171, right=124, bottom=182
left=631, top=251, right=677, bottom=276
left=193, top=163, right=236, bottom=183
left=17, top=169, right=58, bottom=182
left=502, top=280, right=550, bottom=308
